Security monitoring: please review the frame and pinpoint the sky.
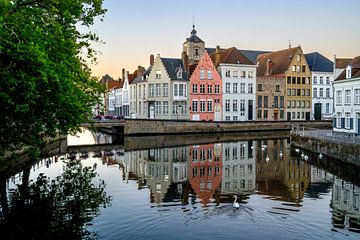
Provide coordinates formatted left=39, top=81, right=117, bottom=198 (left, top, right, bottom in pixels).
left=88, top=0, right=360, bottom=79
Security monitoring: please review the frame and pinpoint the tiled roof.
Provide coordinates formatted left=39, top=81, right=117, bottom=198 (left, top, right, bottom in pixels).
left=256, top=47, right=299, bottom=77
left=161, top=58, right=189, bottom=81
left=335, top=56, right=360, bottom=81
left=305, top=52, right=333, bottom=72
left=209, top=47, right=254, bottom=66
left=131, top=66, right=152, bottom=84
left=335, top=58, right=352, bottom=68
left=239, top=49, right=272, bottom=64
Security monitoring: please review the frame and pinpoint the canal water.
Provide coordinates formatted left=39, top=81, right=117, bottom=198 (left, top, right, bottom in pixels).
left=1, top=129, right=360, bottom=240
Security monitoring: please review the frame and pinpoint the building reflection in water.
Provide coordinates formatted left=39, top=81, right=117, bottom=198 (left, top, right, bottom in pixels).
left=331, top=177, right=360, bottom=233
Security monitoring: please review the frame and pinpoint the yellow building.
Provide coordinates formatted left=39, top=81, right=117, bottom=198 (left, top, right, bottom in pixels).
left=257, top=46, right=312, bottom=120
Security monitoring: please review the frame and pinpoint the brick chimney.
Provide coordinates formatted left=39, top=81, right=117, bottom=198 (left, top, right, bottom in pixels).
left=137, top=65, right=145, bottom=77
left=122, top=68, right=125, bottom=82
left=150, top=54, right=154, bottom=66
left=215, top=45, right=221, bottom=66
left=182, top=51, right=189, bottom=73
left=266, top=59, right=273, bottom=76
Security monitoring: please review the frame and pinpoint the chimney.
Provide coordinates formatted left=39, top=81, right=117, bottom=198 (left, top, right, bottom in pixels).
left=150, top=54, right=154, bottom=66
left=266, top=59, right=273, bottom=76
left=215, top=45, right=221, bottom=66
left=182, top=51, right=189, bottom=73
left=122, top=68, right=125, bottom=82
left=137, top=65, right=145, bottom=77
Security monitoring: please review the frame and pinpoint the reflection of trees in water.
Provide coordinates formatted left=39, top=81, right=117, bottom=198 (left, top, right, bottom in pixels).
left=0, top=160, right=111, bottom=240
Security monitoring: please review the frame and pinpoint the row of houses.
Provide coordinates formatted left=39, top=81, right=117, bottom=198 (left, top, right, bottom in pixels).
left=97, top=26, right=359, bottom=133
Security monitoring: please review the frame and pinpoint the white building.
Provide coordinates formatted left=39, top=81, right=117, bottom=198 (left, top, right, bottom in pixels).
left=333, top=56, right=360, bottom=134
left=305, top=52, right=334, bottom=120
left=209, top=46, right=256, bottom=121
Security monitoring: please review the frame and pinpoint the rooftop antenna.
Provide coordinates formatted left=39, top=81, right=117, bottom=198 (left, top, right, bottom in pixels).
left=288, top=39, right=292, bottom=49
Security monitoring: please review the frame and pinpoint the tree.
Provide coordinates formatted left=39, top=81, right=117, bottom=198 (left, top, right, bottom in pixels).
left=0, top=0, right=106, bottom=159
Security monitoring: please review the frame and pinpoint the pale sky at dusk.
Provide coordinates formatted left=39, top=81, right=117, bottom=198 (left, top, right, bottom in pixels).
left=89, top=0, right=360, bottom=79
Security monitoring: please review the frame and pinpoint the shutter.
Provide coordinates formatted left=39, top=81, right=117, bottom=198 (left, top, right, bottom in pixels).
left=341, top=118, right=345, bottom=129
left=350, top=118, right=354, bottom=129
left=333, top=118, right=337, bottom=128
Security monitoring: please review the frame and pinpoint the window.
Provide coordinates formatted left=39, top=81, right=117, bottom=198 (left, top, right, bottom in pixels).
left=313, top=76, right=317, bottom=84
left=155, top=70, right=161, bottom=79
left=292, top=101, right=295, bottom=108
left=287, top=89, right=291, bottom=96
left=138, top=85, right=142, bottom=98
left=287, top=77, right=291, bottom=84
left=345, top=90, right=351, bottom=104
left=200, top=100, right=206, bottom=112
left=179, top=84, right=185, bottom=97
left=241, top=71, right=246, bottom=78
left=207, top=70, right=213, bottom=79
left=280, top=110, right=284, bottom=119
left=200, top=69, right=205, bottom=79
left=264, top=96, right=268, bottom=108
left=207, top=100, right=213, bottom=112
left=225, top=70, right=231, bottom=77
left=292, top=77, right=296, bottom=84
left=240, top=83, right=245, bottom=93
left=297, top=77, right=301, bottom=84
left=215, top=84, right=220, bottom=94
left=258, top=96, right=262, bottom=107
left=313, top=88, right=317, bottom=98
left=226, top=116, right=230, bottom=121
left=306, top=89, right=310, bottom=96
left=306, top=78, right=310, bottom=84
left=192, top=100, right=198, bottom=112
left=273, top=96, right=279, bottom=108
left=192, top=84, right=198, bottom=94
left=177, top=69, right=183, bottom=79
left=302, top=89, right=305, bottom=96
left=336, top=91, right=342, bottom=105
left=297, top=66, right=301, bottom=72
left=257, top=110, right=262, bottom=119
left=319, top=88, right=323, bottom=97
left=297, top=89, right=301, bottom=96
left=280, top=96, right=284, bottom=108
left=292, top=65, right=296, bottom=72
left=139, top=102, right=141, bottom=114
left=200, top=84, right=205, bottom=94
left=276, top=85, right=280, bottom=92
left=326, top=103, right=330, bottom=113
left=302, top=77, right=305, bottom=84
left=257, top=84, right=263, bottom=91
left=226, top=83, right=230, bottom=93
left=297, top=54, right=301, bottom=61
left=326, top=77, right=330, bottom=85
left=233, top=116, right=238, bottom=121
left=208, top=84, right=213, bottom=94
left=162, top=83, right=168, bottom=97
left=287, top=100, right=291, bottom=108
left=225, top=99, right=230, bottom=112
left=292, top=89, right=296, bottom=96
left=174, top=84, right=178, bottom=97
left=155, top=101, right=161, bottom=114
left=297, top=101, right=301, bottom=108
left=264, top=110, right=268, bottom=118
left=326, top=88, right=330, bottom=98
left=149, top=84, right=155, bottom=97
left=163, top=101, right=169, bottom=114
left=319, top=77, right=324, bottom=85
left=233, top=100, right=238, bottom=111
left=302, top=65, right=306, bottom=72
left=194, top=48, right=199, bottom=57
left=233, top=71, right=238, bottom=78
left=355, top=89, right=360, bottom=104
left=248, top=71, right=253, bottom=78
left=240, top=100, right=245, bottom=112
left=233, top=83, right=238, bottom=93
left=248, top=83, right=253, bottom=93
left=156, top=83, right=161, bottom=96
left=345, top=112, right=351, bottom=129
left=336, top=112, right=342, bottom=128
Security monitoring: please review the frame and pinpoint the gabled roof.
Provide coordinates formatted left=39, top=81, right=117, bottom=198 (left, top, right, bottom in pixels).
left=239, top=50, right=272, bottom=64
left=161, top=58, right=189, bottom=81
left=209, top=47, right=254, bottom=66
left=256, top=47, right=299, bottom=77
left=335, top=56, right=360, bottom=81
left=305, top=52, right=333, bottom=72
left=335, top=58, right=352, bottom=68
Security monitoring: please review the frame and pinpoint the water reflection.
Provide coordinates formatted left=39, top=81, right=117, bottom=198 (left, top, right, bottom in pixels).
left=0, top=159, right=111, bottom=240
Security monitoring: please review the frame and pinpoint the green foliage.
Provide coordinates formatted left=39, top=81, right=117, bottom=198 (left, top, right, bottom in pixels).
left=0, top=0, right=106, bottom=158
left=0, top=159, right=111, bottom=240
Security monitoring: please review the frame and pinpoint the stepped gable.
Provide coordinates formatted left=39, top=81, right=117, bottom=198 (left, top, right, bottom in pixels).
left=161, top=58, right=189, bottom=80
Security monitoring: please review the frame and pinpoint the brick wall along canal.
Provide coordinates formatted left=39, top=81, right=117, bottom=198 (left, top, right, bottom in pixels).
left=1, top=128, right=359, bottom=240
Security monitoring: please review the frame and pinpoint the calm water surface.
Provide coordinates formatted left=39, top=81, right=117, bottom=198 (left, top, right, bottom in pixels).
left=1, top=129, right=359, bottom=240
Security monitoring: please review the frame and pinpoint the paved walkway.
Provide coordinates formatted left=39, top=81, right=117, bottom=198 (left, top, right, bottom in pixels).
left=292, top=129, right=360, bottom=146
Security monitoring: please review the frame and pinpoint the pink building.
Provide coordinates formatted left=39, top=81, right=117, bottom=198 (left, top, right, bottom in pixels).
left=189, top=51, right=222, bottom=121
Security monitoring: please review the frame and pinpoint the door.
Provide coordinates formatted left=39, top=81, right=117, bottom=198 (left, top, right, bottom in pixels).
left=149, top=103, right=155, bottom=119
left=248, top=100, right=253, bottom=120
left=274, top=110, right=278, bottom=121
left=306, top=112, right=311, bottom=121
left=287, top=112, right=291, bottom=121
left=314, top=103, right=322, bottom=120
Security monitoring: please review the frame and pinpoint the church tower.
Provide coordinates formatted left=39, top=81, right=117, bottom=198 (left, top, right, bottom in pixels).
left=182, top=25, right=205, bottom=69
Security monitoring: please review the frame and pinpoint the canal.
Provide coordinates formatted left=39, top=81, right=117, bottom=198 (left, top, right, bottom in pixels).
left=1, top=128, right=359, bottom=240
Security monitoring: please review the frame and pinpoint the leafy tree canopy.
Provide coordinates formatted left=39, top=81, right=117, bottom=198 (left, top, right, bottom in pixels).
left=0, top=0, right=106, bottom=158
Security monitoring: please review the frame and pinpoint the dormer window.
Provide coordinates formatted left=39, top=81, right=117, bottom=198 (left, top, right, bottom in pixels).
left=155, top=70, right=161, bottom=79
left=177, top=69, right=183, bottom=79
left=346, top=65, right=352, bottom=79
